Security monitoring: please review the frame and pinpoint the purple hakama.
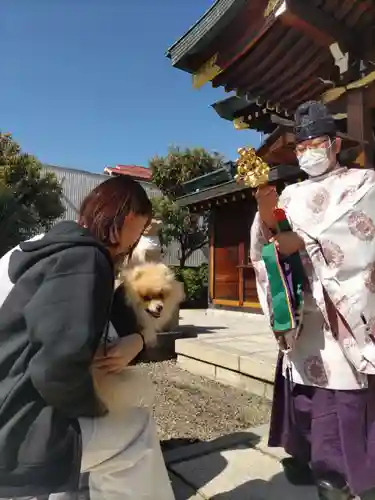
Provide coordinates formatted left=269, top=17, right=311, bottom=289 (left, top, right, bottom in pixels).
left=268, top=353, right=375, bottom=496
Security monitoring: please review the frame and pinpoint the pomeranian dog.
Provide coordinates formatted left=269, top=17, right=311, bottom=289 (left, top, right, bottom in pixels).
left=93, top=262, right=185, bottom=414
left=120, top=262, right=185, bottom=346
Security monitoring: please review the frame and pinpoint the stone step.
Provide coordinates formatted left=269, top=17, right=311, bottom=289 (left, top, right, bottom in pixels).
left=175, top=335, right=277, bottom=400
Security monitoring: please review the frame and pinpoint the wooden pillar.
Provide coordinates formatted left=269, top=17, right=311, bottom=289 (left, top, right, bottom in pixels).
left=346, top=89, right=374, bottom=168
left=238, top=238, right=245, bottom=307
left=208, top=210, right=214, bottom=304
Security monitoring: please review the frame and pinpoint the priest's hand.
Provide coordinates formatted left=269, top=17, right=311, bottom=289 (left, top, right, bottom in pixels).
left=255, top=185, right=278, bottom=229
left=271, top=231, right=305, bottom=256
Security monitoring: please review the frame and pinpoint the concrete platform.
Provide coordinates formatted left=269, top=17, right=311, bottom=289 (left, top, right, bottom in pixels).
left=176, top=309, right=277, bottom=399
left=167, top=424, right=318, bottom=500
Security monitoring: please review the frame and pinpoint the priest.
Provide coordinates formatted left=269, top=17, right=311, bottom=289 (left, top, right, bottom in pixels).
left=250, top=100, right=375, bottom=500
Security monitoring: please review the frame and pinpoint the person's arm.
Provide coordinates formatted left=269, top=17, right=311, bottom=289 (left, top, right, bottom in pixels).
left=254, top=185, right=278, bottom=231
left=25, top=246, right=113, bottom=418
left=250, top=186, right=297, bottom=321
left=93, top=333, right=144, bottom=373
left=250, top=212, right=273, bottom=321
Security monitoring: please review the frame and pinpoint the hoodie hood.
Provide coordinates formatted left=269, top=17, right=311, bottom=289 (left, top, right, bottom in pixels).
left=9, top=221, right=112, bottom=283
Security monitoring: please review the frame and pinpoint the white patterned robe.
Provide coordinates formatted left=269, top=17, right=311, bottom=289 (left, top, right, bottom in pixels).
left=250, top=166, right=375, bottom=390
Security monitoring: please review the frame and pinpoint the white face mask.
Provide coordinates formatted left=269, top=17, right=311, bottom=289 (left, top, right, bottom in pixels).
left=297, top=141, right=335, bottom=177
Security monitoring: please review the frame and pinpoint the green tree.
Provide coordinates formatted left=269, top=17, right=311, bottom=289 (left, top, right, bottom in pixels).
left=152, top=196, right=208, bottom=268
left=0, top=185, right=33, bottom=255
left=150, top=146, right=224, bottom=198
left=0, top=132, right=64, bottom=256
left=150, top=146, right=224, bottom=267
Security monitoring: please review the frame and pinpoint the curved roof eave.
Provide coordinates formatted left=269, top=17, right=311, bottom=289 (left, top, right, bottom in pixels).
left=166, top=0, right=247, bottom=72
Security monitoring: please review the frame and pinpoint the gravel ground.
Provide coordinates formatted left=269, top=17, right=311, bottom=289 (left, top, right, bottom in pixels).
left=137, top=360, right=271, bottom=447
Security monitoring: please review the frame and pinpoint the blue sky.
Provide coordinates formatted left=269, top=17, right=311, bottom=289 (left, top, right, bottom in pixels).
left=1, top=0, right=260, bottom=173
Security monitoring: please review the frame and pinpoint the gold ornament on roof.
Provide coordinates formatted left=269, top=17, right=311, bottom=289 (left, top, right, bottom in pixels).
left=192, top=54, right=222, bottom=89
left=235, top=147, right=270, bottom=188
left=321, top=70, right=375, bottom=104
left=233, top=116, right=250, bottom=130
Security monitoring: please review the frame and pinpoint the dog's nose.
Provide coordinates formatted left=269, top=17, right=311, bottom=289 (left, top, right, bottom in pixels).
left=156, top=304, right=163, bottom=313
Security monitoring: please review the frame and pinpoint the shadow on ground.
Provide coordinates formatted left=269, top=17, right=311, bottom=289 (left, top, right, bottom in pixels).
left=137, top=324, right=228, bottom=362
left=175, top=324, right=228, bottom=337
left=50, top=432, right=272, bottom=500
left=167, top=430, right=262, bottom=500
left=210, top=471, right=310, bottom=500
left=172, top=467, right=316, bottom=500
left=161, top=437, right=203, bottom=451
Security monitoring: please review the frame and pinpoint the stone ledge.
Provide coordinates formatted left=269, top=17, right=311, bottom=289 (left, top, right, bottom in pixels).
left=175, top=337, right=276, bottom=384
left=176, top=339, right=241, bottom=371
left=177, top=355, right=274, bottom=401
left=205, top=308, right=268, bottom=321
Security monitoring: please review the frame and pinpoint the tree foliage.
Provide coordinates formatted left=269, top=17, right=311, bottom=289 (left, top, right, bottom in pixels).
left=0, top=185, right=34, bottom=255
left=150, top=146, right=224, bottom=198
left=150, top=146, right=224, bottom=268
left=0, top=132, right=64, bottom=256
left=152, top=196, right=208, bottom=268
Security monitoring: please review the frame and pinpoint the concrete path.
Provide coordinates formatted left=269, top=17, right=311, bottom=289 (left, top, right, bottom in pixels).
left=175, top=309, right=277, bottom=399
left=167, top=311, right=318, bottom=498
left=166, top=424, right=318, bottom=500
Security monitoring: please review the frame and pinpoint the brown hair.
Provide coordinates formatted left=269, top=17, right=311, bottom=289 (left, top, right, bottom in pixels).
left=79, top=175, right=152, bottom=247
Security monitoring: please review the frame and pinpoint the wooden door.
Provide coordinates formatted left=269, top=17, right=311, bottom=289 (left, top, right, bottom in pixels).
left=213, top=204, right=242, bottom=301
left=211, top=199, right=260, bottom=309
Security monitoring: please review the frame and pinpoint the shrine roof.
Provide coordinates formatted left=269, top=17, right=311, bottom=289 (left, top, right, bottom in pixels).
left=167, top=0, right=375, bottom=114
left=177, top=179, right=247, bottom=208
left=211, top=95, right=353, bottom=134
left=212, top=96, right=284, bottom=133
left=176, top=162, right=304, bottom=209
left=166, top=0, right=246, bottom=71
left=182, top=161, right=237, bottom=195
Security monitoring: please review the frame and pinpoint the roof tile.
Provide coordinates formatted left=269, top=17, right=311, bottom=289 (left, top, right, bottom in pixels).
left=104, top=165, right=152, bottom=180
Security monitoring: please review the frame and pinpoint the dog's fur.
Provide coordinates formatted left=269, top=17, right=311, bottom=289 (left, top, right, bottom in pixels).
left=93, top=263, right=185, bottom=414
left=92, top=365, right=155, bottom=414
left=121, top=262, right=185, bottom=347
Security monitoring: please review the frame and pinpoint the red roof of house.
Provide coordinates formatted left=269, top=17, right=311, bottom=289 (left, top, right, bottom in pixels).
left=104, top=165, right=152, bottom=181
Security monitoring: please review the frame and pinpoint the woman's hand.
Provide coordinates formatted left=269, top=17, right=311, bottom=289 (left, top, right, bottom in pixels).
left=255, top=185, right=278, bottom=229
left=93, top=334, right=144, bottom=374
left=271, top=231, right=305, bottom=256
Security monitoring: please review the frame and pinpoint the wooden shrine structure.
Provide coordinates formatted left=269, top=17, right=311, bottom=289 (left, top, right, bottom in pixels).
left=177, top=131, right=304, bottom=311
left=167, top=0, right=375, bottom=311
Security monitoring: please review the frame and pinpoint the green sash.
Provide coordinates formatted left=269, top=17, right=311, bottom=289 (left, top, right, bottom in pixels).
left=261, top=243, right=305, bottom=333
